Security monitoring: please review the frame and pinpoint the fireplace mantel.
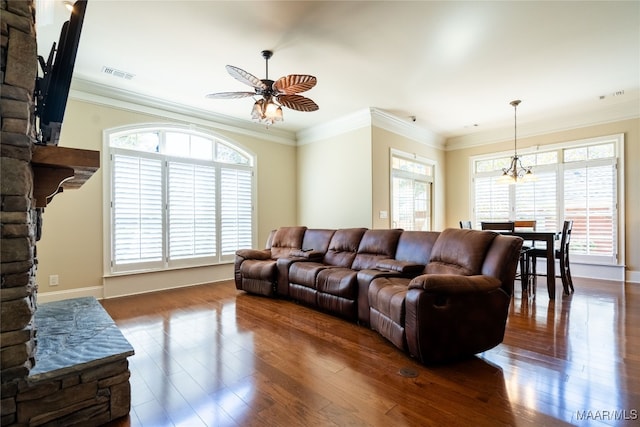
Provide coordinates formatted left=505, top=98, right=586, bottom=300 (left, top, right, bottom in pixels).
left=31, top=145, right=100, bottom=207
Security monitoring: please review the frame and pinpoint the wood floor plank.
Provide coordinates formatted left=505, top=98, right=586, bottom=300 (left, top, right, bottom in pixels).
left=102, top=278, right=640, bottom=426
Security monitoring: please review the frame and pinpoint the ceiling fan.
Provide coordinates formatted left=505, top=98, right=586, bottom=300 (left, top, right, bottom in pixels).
left=206, top=50, right=318, bottom=126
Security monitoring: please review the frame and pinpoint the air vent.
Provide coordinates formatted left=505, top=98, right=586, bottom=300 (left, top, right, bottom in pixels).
left=101, top=66, right=135, bottom=80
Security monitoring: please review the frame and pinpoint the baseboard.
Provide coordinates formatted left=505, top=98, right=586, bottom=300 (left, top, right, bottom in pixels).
left=37, top=286, right=104, bottom=304
left=103, top=264, right=234, bottom=299
left=626, top=270, right=640, bottom=284
left=535, top=259, right=626, bottom=282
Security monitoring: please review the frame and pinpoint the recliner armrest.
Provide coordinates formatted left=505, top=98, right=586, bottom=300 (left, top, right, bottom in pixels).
left=376, top=259, right=424, bottom=275
left=408, top=274, right=502, bottom=294
left=235, top=248, right=272, bottom=260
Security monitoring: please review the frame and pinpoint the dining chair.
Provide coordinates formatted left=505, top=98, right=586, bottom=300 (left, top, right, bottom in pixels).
left=459, top=220, right=472, bottom=229
left=481, top=222, right=532, bottom=293
left=530, top=220, right=574, bottom=294
left=514, top=220, right=536, bottom=231
left=480, top=221, right=514, bottom=232
left=513, top=220, right=537, bottom=294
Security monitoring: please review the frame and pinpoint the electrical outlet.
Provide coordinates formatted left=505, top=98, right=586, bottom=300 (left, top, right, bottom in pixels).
left=49, top=275, right=59, bottom=286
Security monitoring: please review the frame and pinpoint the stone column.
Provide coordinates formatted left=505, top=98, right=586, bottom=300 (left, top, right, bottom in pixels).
left=1, top=0, right=40, bottom=424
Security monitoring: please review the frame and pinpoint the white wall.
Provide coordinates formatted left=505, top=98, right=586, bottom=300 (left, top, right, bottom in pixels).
left=297, top=126, right=373, bottom=228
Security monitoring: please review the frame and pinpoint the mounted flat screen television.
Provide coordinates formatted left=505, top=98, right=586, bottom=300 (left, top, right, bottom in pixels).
left=35, top=0, right=88, bottom=145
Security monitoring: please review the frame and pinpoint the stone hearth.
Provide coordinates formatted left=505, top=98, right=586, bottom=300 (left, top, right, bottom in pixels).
left=10, top=297, right=134, bottom=425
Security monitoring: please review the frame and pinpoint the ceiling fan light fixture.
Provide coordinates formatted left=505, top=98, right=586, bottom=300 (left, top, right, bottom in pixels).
left=251, top=97, right=283, bottom=126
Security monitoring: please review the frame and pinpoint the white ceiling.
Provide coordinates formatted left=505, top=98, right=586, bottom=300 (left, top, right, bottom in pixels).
left=36, top=0, right=640, bottom=144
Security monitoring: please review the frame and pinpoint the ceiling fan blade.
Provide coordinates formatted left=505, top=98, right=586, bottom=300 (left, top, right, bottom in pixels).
left=277, top=94, right=319, bottom=112
left=226, top=65, right=268, bottom=90
left=273, top=74, right=317, bottom=95
left=205, top=91, right=255, bottom=99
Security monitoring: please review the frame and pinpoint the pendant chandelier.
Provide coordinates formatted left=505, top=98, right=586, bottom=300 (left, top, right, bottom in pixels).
left=501, top=99, right=534, bottom=183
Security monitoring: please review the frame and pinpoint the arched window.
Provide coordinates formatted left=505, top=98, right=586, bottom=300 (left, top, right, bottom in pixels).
left=105, top=125, right=255, bottom=273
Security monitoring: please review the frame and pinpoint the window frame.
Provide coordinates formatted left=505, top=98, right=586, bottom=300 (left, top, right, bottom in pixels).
left=469, top=133, right=624, bottom=267
left=390, top=149, right=435, bottom=231
left=103, top=124, right=257, bottom=275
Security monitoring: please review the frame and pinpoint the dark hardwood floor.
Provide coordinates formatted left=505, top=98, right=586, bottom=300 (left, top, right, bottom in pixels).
left=101, top=278, right=640, bottom=426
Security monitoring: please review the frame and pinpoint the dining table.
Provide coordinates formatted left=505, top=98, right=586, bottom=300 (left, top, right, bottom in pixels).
left=504, top=230, right=561, bottom=299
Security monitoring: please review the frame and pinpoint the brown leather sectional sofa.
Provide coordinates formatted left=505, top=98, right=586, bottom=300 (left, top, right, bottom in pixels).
left=234, top=226, right=523, bottom=364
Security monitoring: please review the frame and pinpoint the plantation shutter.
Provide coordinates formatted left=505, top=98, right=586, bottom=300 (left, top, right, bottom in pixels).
left=564, top=160, right=616, bottom=260
left=514, top=168, right=557, bottom=231
left=220, top=167, right=253, bottom=258
left=111, top=153, right=163, bottom=269
left=474, top=175, right=510, bottom=225
left=168, top=161, right=217, bottom=261
left=392, top=176, right=431, bottom=231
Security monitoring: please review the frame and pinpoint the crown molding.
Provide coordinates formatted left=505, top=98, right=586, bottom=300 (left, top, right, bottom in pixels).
left=68, top=78, right=297, bottom=146
left=297, top=107, right=445, bottom=148
left=370, top=108, right=445, bottom=150
left=445, top=97, right=640, bottom=151
left=295, top=108, right=372, bottom=145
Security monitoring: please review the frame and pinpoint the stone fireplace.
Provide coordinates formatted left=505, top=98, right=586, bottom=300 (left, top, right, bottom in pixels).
left=1, top=0, right=40, bottom=396
left=1, top=1, right=132, bottom=425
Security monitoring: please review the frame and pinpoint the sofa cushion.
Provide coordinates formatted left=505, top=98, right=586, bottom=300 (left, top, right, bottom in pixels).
left=270, top=226, right=307, bottom=258
left=301, top=229, right=336, bottom=253
left=323, top=228, right=367, bottom=267
left=288, top=262, right=329, bottom=288
left=316, top=268, right=358, bottom=299
left=394, top=230, right=440, bottom=266
left=351, top=229, right=403, bottom=271
left=426, top=228, right=496, bottom=276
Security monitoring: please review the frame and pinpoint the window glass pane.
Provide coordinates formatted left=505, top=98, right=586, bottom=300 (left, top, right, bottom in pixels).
left=519, top=153, right=536, bottom=167
left=494, top=157, right=512, bottom=171
left=536, top=151, right=558, bottom=165
left=392, top=157, right=430, bottom=177
left=476, top=159, right=494, bottom=173
left=191, top=135, right=214, bottom=160
left=216, top=143, right=249, bottom=165
left=564, top=147, right=588, bottom=162
left=111, top=132, right=160, bottom=152
left=588, top=143, right=614, bottom=160
left=165, top=132, right=190, bottom=157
